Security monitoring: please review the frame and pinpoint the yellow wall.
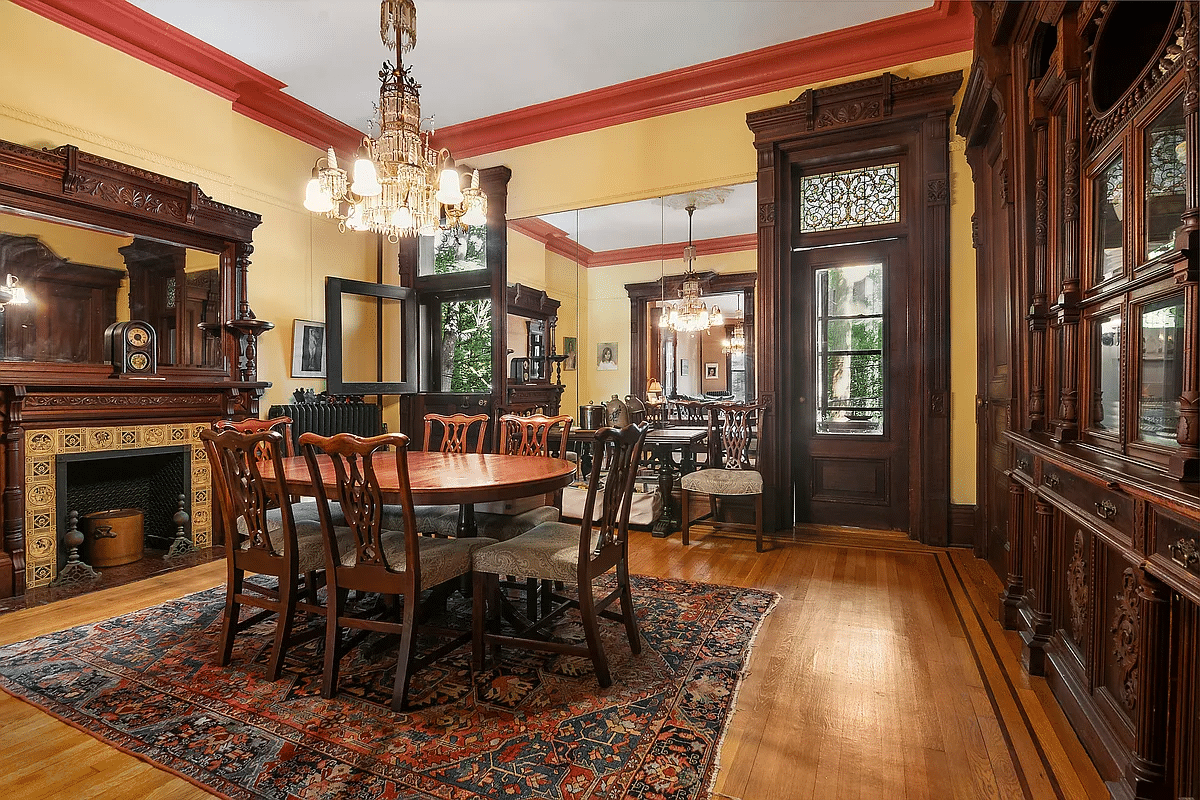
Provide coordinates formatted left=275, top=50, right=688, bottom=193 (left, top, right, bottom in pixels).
left=0, top=3, right=376, bottom=412
left=1, top=2, right=978, bottom=504
left=483, top=51, right=978, bottom=505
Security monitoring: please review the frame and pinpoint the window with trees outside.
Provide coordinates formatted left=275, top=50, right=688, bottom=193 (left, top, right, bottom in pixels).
left=814, top=262, right=884, bottom=434
left=424, top=225, right=492, bottom=393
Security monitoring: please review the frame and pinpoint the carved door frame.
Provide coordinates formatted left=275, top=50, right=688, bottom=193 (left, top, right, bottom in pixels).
left=747, top=71, right=961, bottom=542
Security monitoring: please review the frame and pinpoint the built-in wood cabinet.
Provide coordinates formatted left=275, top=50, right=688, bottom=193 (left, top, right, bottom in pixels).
left=961, top=3, right=1199, bottom=797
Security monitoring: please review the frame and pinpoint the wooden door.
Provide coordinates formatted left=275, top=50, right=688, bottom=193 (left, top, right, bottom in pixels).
left=792, top=239, right=910, bottom=530
left=974, top=135, right=1014, bottom=577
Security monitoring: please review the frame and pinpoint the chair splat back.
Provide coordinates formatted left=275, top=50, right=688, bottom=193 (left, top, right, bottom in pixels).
left=423, top=413, right=488, bottom=454
left=581, top=423, right=651, bottom=556
left=299, top=432, right=417, bottom=581
left=497, top=413, right=572, bottom=458
left=710, top=404, right=765, bottom=471
left=213, top=416, right=295, bottom=461
left=201, top=428, right=293, bottom=558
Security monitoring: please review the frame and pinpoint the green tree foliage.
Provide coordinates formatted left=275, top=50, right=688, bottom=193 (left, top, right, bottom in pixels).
left=434, top=227, right=492, bottom=392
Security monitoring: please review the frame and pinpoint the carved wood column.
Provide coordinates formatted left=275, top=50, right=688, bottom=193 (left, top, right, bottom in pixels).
left=0, top=386, right=23, bottom=597
left=1126, top=567, right=1171, bottom=799
left=1000, top=475, right=1026, bottom=629
left=1028, top=113, right=1049, bottom=431
left=754, top=143, right=780, bottom=532
left=1171, top=0, right=1199, bottom=479
left=1022, top=494, right=1055, bottom=675
left=1052, top=86, right=1082, bottom=441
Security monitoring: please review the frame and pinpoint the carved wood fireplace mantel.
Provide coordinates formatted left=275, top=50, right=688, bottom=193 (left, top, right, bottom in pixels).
left=0, top=138, right=272, bottom=597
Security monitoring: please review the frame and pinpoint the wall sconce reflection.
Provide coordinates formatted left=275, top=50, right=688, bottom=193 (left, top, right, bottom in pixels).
left=0, top=274, right=29, bottom=307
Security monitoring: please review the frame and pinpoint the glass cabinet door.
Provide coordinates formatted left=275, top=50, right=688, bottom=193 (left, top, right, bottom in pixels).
left=1093, top=313, right=1122, bottom=436
left=1144, top=95, right=1186, bottom=261
left=1137, top=294, right=1184, bottom=447
left=1094, top=154, right=1124, bottom=284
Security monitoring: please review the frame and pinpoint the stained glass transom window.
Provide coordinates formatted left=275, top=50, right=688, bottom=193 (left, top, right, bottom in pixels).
left=800, top=163, right=901, bottom=233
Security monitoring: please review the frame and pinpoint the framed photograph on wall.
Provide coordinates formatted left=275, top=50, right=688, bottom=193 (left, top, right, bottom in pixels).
left=597, top=341, right=617, bottom=370
left=291, top=319, right=326, bottom=378
left=679, top=358, right=689, bottom=376
left=705, top=362, right=719, bottom=379
left=563, top=336, right=577, bottom=370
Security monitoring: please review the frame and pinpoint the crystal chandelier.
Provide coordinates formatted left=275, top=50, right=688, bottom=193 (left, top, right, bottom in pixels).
left=302, top=0, right=486, bottom=243
left=660, top=204, right=722, bottom=333
left=722, top=323, right=746, bottom=354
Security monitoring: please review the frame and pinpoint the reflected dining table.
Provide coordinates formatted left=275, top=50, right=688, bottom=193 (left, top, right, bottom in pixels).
left=263, top=451, right=577, bottom=537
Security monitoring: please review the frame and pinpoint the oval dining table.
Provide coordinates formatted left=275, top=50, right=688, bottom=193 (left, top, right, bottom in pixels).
left=263, top=451, right=577, bottom=537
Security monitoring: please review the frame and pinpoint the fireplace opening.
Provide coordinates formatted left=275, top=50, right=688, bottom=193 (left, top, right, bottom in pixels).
left=55, top=445, right=191, bottom=570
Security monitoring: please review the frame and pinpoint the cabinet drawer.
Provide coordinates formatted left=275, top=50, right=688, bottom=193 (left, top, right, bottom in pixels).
left=1039, top=465, right=1133, bottom=536
left=1013, top=447, right=1034, bottom=479
left=1154, top=511, right=1200, bottom=578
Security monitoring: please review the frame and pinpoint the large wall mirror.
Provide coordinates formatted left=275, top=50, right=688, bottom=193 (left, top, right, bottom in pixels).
left=507, top=182, right=757, bottom=416
left=0, top=210, right=223, bottom=368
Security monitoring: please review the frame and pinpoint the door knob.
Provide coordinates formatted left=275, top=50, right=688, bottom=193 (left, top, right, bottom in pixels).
left=797, top=397, right=806, bottom=404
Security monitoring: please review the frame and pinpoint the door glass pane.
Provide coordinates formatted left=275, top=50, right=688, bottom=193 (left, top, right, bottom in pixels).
left=439, top=297, right=492, bottom=392
left=1145, top=94, right=1186, bottom=261
left=1095, top=154, right=1123, bottom=283
left=799, top=163, right=900, bottom=233
left=815, top=262, right=884, bottom=435
left=419, top=225, right=487, bottom=277
left=1092, top=313, right=1121, bottom=434
left=1138, top=294, right=1183, bottom=447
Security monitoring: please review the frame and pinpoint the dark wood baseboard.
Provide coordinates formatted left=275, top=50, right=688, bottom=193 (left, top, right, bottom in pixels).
left=949, top=503, right=977, bottom=550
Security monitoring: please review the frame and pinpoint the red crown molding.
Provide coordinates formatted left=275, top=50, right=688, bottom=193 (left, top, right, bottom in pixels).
left=11, top=0, right=363, bottom=154
left=16, top=1, right=971, bottom=161
left=439, top=1, right=973, bottom=157
left=509, top=220, right=755, bottom=269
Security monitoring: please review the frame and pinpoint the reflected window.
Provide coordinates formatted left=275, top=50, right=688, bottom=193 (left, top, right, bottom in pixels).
left=800, top=163, right=900, bottom=233
left=439, top=297, right=492, bottom=392
left=1138, top=294, right=1183, bottom=447
left=1145, top=94, right=1186, bottom=261
left=1093, top=314, right=1121, bottom=434
left=815, top=262, right=884, bottom=434
left=1095, top=154, right=1124, bottom=282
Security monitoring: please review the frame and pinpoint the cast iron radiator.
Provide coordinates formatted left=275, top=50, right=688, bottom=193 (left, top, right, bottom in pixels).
left=266, top=403, right=384, bottom=452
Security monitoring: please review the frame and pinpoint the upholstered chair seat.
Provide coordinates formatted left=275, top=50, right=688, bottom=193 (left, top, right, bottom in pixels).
left=348, top=530, right=492, bottom=586
left=471, top=520, right=588, bottom=582
left=680, top=468, right=763, bottom=496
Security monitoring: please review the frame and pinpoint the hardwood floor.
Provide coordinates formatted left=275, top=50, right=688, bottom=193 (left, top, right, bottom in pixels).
left=0, top=527, right=1107, bottom=799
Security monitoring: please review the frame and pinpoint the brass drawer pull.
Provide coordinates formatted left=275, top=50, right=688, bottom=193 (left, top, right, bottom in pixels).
left=1016, top=458, right=1030, bottom=471
left=1170, top=538, right=1200, bottom=571
left=1044, top=473, right=1059, bottom=487
left=1095, top=500, right=1118, bottom=520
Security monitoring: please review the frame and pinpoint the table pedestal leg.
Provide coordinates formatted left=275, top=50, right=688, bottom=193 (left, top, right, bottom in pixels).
left=457, top=503, right=478, bottom=538
left=651, top=444, right=677, bottom=538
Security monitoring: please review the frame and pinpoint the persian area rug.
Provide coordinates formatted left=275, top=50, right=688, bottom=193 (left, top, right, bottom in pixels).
left=0, top=575, right=777, bottom=800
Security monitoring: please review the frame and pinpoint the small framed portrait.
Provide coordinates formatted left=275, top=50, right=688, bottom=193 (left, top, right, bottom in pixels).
left=597, top=341, right=617, bottom=370
left=705, top=362, right=719, bottom=379
left=679, top=358, right=689, bottom=376
left=563, top=336, right=577, bottom=370
left=291, top=320, right=326, bottom=378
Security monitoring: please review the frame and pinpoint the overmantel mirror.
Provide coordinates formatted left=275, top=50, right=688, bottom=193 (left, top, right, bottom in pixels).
left=507, top=181, right=757, bottom=419
left=0, top=139, right=265, bottom=386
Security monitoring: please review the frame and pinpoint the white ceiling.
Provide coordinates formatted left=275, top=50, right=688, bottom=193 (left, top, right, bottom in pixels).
left=126, top=0, right=930, bottom=131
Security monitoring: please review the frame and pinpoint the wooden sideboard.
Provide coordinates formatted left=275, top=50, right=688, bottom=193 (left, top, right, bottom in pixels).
left=960, top=3, right=1200, bottom=797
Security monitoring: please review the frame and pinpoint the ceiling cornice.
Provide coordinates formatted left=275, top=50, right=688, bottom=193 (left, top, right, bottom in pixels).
left=15, top=0, right=972, bottom=160
left=439, top=1, right=974, bottom=157
left=509, top=220, right=756, bottom=269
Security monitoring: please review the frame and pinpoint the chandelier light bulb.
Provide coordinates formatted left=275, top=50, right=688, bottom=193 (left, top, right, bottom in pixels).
left=710, top=306, right=724, bottom=327
left=351, top=156, right=382, bottom=197
left=346, top=203, right=368, bottom=231
left=462, top=202, right=486, bottom=227
left=437, top=165, right=464, bottom=205
left=303, top=176, right=333, bottom=213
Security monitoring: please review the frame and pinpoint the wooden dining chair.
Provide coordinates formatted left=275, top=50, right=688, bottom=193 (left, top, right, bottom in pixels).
left=299, top=431, right=496, bottom=710
left=471, top=423, right=649, bottom=687
left=479, top=413, right=573, bottom=615
left=201, top=427, right=346, bottom=680
left=212, top=416, right=309, bottom=507
left=401, top=412, right=492, bottom=537
left=680, top=403, right=768, bottom=552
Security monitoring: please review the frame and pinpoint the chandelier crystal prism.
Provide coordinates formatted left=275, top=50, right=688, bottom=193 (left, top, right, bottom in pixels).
left=302, top=0, right=485, bottom=242
left=659, top=203, right=723, bottom=333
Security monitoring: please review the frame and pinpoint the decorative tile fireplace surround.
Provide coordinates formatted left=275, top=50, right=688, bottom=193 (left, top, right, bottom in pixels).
left=24, top=423, right=211, bottom=588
